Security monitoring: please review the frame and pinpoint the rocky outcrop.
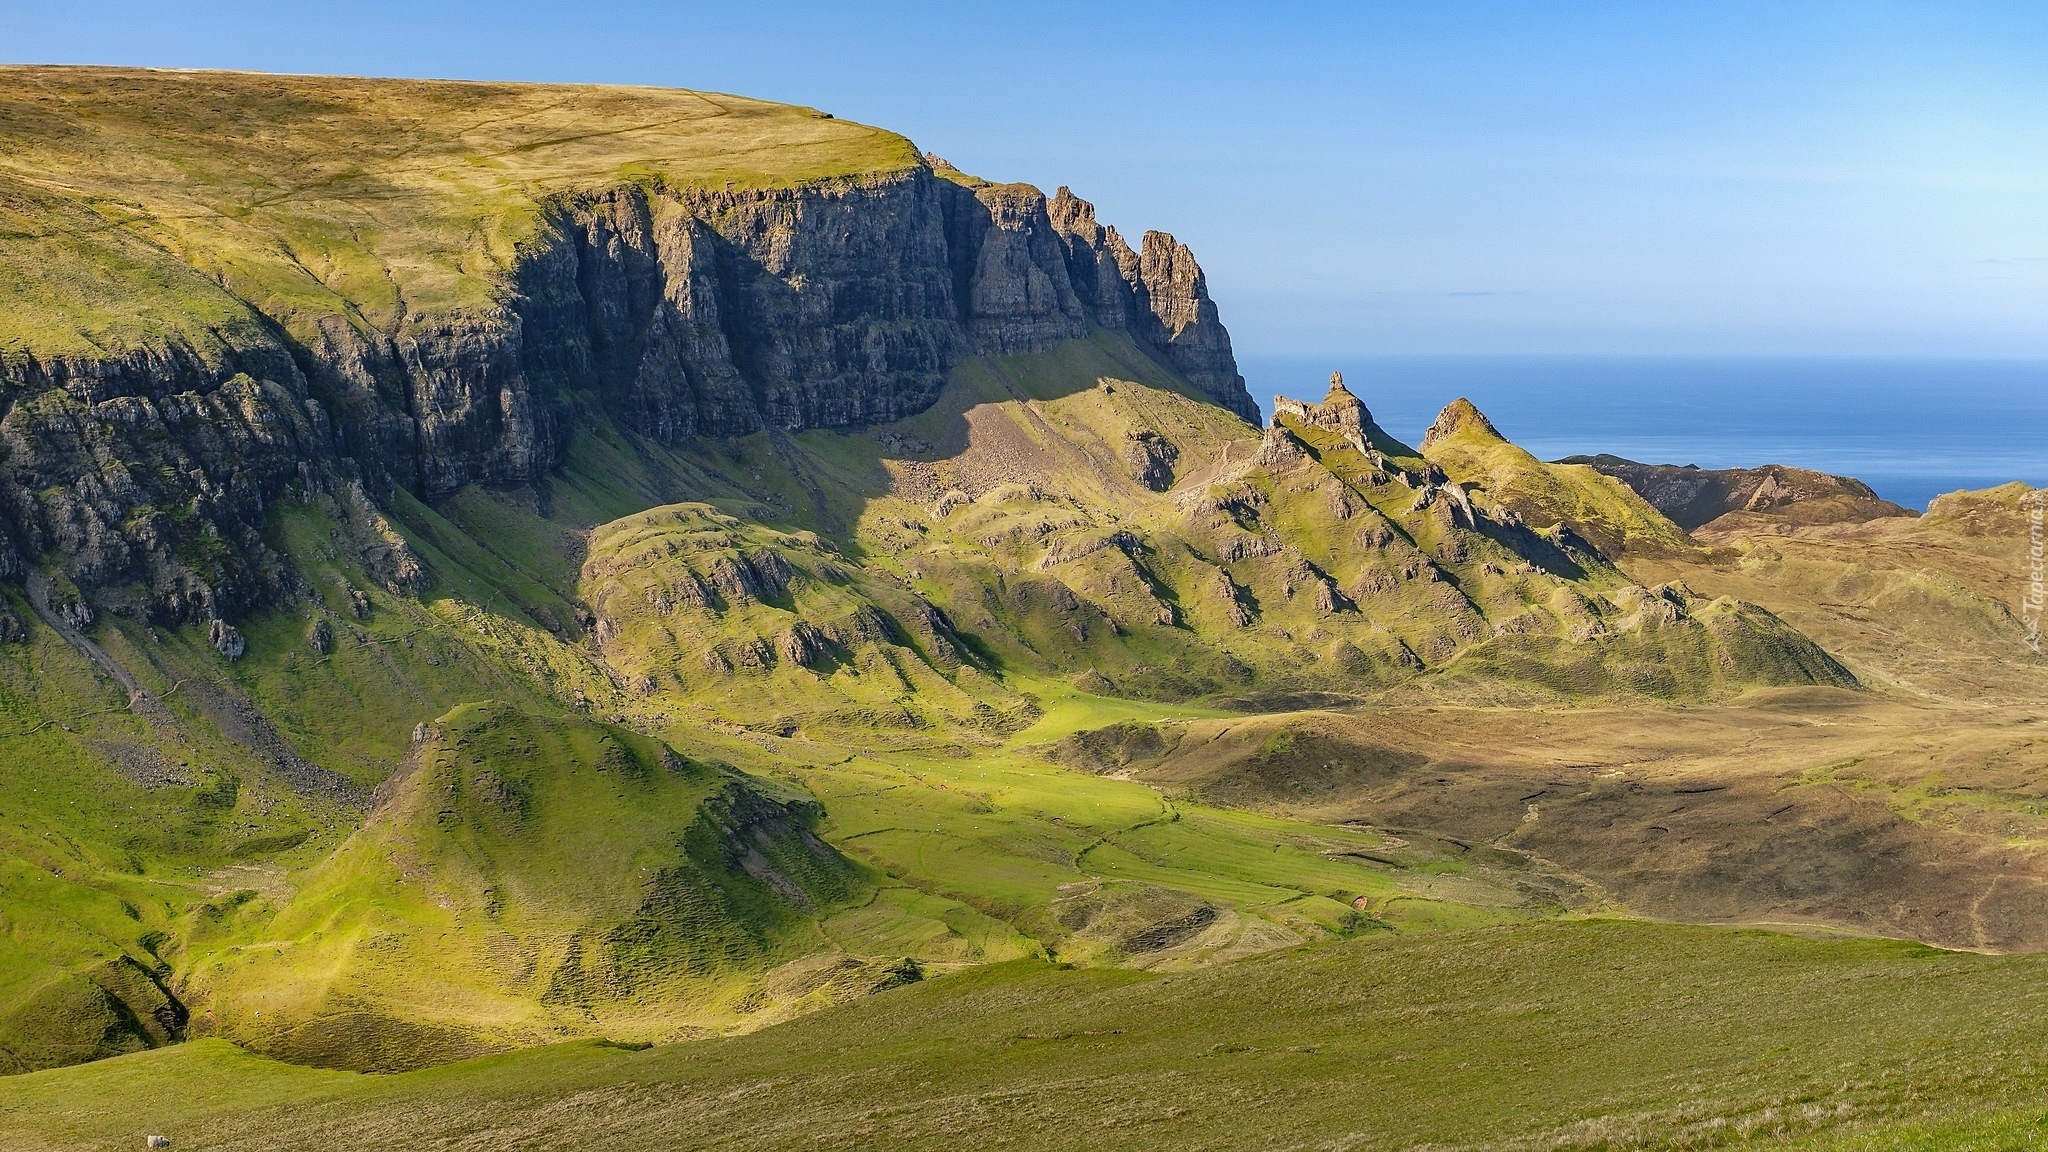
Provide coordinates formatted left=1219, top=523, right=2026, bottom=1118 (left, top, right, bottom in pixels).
left=525, top=168, right=1256, bottom=446
left=1046, top=186, right=1143, bottom=333
left=0, top=371, right=329, bottom=623
left=524, top=173, right=967, bottom=443
left=1274, top=373, right=1376, bottom=443
left=1133, top=229, right=1253, bottom=420
left=0, top=159, right=1258, bottom=624
left=1047, top=187, right=1258, bottom=422
left=1270, top=374, right=1445, bottom=489
left=944, top=180, right=1089, bottom=356
left=1563, top=454, right=1916, bottom=530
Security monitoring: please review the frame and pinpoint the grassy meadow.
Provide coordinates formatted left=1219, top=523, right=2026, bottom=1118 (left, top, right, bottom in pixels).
left=11, top=919, right=2048, bottom=1150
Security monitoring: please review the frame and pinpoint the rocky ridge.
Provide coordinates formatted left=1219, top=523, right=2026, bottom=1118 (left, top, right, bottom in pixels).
left=1564, top=454, right=1917, bottom=530
left=0, top=125, right=1253, bottom=629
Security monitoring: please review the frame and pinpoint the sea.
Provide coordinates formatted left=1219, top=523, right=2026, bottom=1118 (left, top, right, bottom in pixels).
left=1237, top=355, right=2048, bottom=511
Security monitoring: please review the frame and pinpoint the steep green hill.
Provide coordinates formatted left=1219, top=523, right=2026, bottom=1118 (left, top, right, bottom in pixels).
left=185, top=704, right=882, bottom=1070
left=1420, top=396, right=1701, bottom=558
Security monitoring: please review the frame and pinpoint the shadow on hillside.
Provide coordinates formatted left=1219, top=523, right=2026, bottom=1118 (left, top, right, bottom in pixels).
left=524, top=326, right=1250, bottom=561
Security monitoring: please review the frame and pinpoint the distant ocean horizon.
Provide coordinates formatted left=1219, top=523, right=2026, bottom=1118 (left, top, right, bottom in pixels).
left=1236, top=354, right=2048, bottom=512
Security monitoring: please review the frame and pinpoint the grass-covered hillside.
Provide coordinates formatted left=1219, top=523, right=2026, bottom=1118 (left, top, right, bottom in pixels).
left=14, top=919, right=2048, bottom=1151
left=185, top=704, right=885, bottom=1070
left=0, top=326, right=1854, bottom=1076
left=1420, top=396, right=1700, bottom=558
left=0, top=67, right=914, bottom=361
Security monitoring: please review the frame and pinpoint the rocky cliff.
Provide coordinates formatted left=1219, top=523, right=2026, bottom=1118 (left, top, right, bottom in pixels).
left=1563, top=454, right=1916, bottom=530
left=1045, top=187, right=1259, bottom=423
left=0, top=72, right=1256, bottom=628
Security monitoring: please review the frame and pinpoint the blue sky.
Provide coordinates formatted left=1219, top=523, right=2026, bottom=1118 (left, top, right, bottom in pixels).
left=6, top=1, right=2046, bottom=357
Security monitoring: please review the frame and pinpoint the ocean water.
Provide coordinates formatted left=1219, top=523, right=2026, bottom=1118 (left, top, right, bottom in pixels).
left=1237, top=355, right=2048, bottom=511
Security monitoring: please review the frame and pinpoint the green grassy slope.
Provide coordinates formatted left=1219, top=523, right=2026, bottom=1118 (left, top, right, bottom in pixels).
left=11, top=919, right=2048, bottom=1151
left=184, top=704, right=881, bottom=1071
left=0, top=323, right=1885, bottom=1074
left=1, top=339, right=1630, bottom=1073
left=0, top=66, right=917, bottom=360
left=382, top=362, right=1592, bottom=968
left=517, top=337, right=1854, bottom=809
left=1422, top=397, right=1701, bottom=558
left=0, top=482, right=597, bottom=1070
left=0, top=579, right=364, bottom=1073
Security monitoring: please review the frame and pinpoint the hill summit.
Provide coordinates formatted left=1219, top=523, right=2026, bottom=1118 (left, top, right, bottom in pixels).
left=1420, top=396, right=1503, bottom=447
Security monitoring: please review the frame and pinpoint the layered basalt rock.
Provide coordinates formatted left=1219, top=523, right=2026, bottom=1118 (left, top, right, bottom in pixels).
left=524, top=173, right=967, bottom=444
left=1273, top=374, right=1444, bottom=488
left=0, top=371, right=331, bottom=623
left=519, top=168, right=1255, bottom=449
left=1274, top=373, right=1377, bottom=445
left=0, top=159, right=1257, bottom=623
left=1047, top=187, right=1259, bottom=422
left=943, top=180, right=1090, bottom=356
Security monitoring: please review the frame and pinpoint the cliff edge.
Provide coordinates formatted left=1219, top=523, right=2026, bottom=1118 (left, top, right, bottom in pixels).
left=0, top=68, right=1255, bottom=626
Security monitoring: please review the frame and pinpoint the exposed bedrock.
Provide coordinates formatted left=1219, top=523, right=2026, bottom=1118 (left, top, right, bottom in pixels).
left=1046, top=186, right=1259, bottom=423
left=0, top=161, right=1256, bottom=621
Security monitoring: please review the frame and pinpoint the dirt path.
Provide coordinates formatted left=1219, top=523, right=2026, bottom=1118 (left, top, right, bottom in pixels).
left=24, top=569, right=149, bottom=703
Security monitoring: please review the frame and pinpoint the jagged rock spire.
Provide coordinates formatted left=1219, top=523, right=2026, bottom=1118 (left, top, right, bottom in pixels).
left=1270, top=370, right=1374, bottom=437
left=1046, top=186, right=1260, bottom=423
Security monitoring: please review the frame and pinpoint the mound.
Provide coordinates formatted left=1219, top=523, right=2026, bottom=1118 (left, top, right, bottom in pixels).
left=186, top=704, right=869, bottom=1070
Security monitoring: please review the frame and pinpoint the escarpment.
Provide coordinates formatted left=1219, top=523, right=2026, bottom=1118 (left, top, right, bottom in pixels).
left=1046, top=186, right=1259, bottom=423
left=0, top=74, right=1255, bottom=625
left=1561, top=453, right=1917, bottom=530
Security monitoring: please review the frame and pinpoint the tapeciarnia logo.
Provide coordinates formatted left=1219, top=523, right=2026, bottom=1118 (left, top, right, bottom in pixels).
left=2026, top=497, right=2044, bottom=654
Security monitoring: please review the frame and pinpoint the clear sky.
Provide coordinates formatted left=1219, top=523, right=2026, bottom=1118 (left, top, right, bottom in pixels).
left=6, top=1, right=2046, bottom=357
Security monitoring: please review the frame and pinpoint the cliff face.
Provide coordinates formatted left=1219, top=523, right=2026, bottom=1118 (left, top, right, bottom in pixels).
left=0, top=162, right=1256, bottom=625
left=1046, top=187, right=1259, bottom=423
left=497, top=168, right=1256, bottom=455
left=945, top=181, right=1089, bottom=356
left=0, top=363, right=332, bottom=624
left=515, top=175, right=958, bottom=447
